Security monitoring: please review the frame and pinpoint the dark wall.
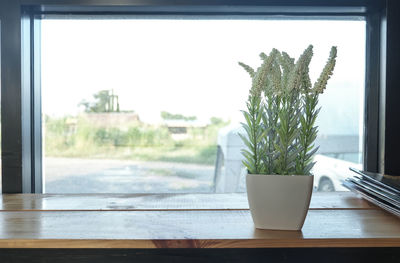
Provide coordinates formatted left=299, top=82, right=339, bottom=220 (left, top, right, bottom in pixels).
left=384, top=0, right=400, bottom=175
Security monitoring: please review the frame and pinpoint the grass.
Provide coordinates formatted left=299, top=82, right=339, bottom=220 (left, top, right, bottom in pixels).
left=44, top=115, right=225, bottom=165
left=45, top=145, right=217, bottom=165
left=133, top=145, right=217, bottom=165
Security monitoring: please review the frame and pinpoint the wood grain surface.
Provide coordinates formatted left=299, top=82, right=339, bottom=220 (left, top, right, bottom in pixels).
left=0, top=192, right=398, bottom=249
left=0, top=209, right=399, bottom=248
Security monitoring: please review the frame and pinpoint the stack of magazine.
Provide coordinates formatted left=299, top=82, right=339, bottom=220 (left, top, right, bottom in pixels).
left=343, top=168, right=400, bottom=217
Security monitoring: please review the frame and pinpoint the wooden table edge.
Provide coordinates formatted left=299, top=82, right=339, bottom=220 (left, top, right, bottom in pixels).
left=1, top=238, right=400, bottom=249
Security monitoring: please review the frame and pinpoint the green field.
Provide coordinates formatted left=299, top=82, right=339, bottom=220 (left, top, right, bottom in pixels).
left=44, top=114, right=228, bottom=165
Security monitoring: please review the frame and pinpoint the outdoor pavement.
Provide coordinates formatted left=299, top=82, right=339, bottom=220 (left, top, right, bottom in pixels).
left=44, top=157, right=216, bottom=193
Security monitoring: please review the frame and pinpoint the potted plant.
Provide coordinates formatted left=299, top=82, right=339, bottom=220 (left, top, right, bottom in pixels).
left=239, top=45, right=337, bottom=230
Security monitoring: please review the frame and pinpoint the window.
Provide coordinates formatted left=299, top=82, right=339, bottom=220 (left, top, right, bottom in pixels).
left=0, top=20, right=1, bottom=192
left=1, top=1, right=394, bottom=194
left=40, top=17, right=365, bottom=193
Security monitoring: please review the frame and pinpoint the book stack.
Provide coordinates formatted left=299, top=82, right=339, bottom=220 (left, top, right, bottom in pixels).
left=343, top=168, right=400, bottom=217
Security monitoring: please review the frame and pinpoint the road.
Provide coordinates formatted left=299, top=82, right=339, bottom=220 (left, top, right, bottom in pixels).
left=44, top=157, right=216, bottom=193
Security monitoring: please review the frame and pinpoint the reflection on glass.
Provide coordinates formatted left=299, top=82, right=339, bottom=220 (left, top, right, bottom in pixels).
left=42, top=19, right=365, bottom=193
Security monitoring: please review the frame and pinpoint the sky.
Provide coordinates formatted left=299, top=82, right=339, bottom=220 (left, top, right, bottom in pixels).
left=41, top=18, right=365, bottom=135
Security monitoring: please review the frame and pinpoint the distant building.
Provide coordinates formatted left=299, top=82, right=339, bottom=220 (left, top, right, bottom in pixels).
left=162, top=120, right=208, bottom=140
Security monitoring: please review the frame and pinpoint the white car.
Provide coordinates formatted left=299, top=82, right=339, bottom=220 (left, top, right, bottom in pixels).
left=312, top=154, right=362, bottom=191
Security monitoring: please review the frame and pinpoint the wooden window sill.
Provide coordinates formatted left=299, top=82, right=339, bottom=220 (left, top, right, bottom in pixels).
left=0, top=192, right=399, bottom=249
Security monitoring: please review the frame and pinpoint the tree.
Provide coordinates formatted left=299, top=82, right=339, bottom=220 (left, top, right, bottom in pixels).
left=79, top=90, right=120, bottom=113
left=210, top=117, right=224, bottom=126
left=160, top=111, right=197, bottom=121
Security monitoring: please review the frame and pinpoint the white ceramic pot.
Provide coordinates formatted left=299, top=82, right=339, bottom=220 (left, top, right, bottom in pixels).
left=246, top=174, right=314, bottom=230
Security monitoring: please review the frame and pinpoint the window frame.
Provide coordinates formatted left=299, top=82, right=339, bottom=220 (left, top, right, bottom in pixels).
left=0, top=0, right=391, bottom=193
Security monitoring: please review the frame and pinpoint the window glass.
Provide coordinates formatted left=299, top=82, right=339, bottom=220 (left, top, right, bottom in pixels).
left=41, top=18, right=365, bottom=193
left=0, top=21, right=2, bottom=192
